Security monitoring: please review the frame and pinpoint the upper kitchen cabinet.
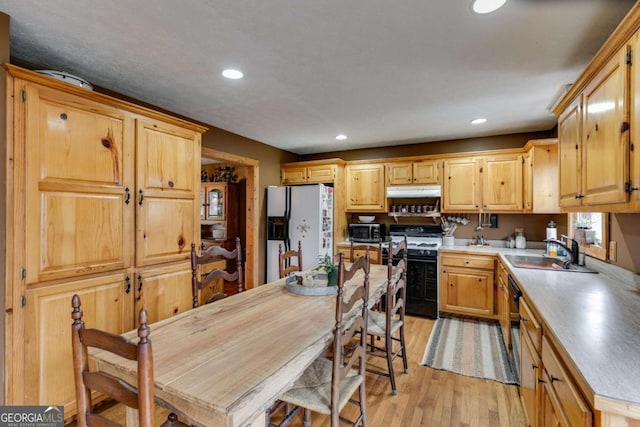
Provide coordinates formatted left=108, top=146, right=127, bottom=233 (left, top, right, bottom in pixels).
left=442, top=157, right=481, bottom=212
left=523, top=139, right=561, bottom=213
left=580, top=47, right=629, bottom=207
left=345, top=162, right=387, bottom=212
left=481, top=153, right=523, bottom=211
left=555, top=24, right=637, bottom=211
left=22, top=81, right=134, bottom=284
left=280, top=158, right=345, bottom=184
left=386, top=159, right=440, bottom=185
left=443, top=153, right=523, bottom=212
left=136, top=118, right=200, bottom=267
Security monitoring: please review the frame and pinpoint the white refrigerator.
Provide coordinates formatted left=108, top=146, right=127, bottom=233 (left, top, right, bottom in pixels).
left=266, top=184, right=334, bottom=283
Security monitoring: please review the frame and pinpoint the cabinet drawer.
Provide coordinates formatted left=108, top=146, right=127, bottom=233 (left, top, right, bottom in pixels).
left=542, top=336, right=593, bottom=427
left=520, top=298, right=541, bottom=353
left=441, top=254, right=494, bottom=270
left=496, top=259, right=508, bottom=285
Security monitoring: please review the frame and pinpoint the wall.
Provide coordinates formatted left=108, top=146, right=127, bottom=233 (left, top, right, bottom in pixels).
left=201, top=127, right=297, bottom=283
left=610, top=213, right=640, bottom=273
left=301, top=131, right=555, bottom=162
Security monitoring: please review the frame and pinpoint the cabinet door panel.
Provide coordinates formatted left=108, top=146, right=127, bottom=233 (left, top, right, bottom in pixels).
left=281, top=166, right=307, bottom=185
left=345, top=164, right=386, bottom=211
left=24, top=273, right=131, bottom=417
left=558, top=101, right=582, bottom=207
left=25, top=84, right=133, bottom=283
left=386, top=162, right=413, bottom=185
left=582, top=49, right=629, bottom=206
left=306, top=165, right=335, bottom=183
left=137, top=197, right=195, bottom=265
left=135, top=263, right=193, bottom=324
left=413, top=160, right=439, bottom=184
left=440, top=267, right=493, bottom=317
left=28, top=192, right=127, bottom=282
left=443, top=158, right=480, bottom=211
left=137, top=119, right=197, bottom=195
left=520, top=329, right=540, bottom=427
left=482, top=155, right=523, bottom=211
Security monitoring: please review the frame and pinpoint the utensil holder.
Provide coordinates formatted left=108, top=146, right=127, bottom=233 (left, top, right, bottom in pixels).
left=443, top=236, right=455, bottom=246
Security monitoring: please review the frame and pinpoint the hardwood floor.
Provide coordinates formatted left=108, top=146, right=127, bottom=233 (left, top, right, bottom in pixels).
left=85, top=315, right=526, bottom=426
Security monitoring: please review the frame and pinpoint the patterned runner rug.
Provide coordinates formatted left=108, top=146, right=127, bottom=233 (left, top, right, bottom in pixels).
left=421, top=316, right=519, bottom=385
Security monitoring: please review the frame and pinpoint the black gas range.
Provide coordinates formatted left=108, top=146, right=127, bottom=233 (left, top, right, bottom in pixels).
left=383, top=224, right=442, bottom=319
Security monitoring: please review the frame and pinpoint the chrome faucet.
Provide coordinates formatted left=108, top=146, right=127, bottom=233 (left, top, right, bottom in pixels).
left=543, top=235, right=580, bottom=268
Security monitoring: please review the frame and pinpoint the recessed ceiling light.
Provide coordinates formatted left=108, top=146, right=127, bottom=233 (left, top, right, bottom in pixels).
left=471, top=118, right=487, bottom=125
left=472, top=0, right=507, bottom=14
left=222, top=69, right=244, bottom=79
left=336, top=134, right=347, bottom=140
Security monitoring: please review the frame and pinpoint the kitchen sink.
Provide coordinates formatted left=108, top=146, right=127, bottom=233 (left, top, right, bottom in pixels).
left=504, top=254, right=597, bottom=273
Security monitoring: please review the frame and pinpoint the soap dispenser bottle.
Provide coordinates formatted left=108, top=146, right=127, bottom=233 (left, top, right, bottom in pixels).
left=546, top=221, right=557, bottom=256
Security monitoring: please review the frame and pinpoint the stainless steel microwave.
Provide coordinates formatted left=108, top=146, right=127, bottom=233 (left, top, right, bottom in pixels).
left=349, top=223, right=385, bottom=243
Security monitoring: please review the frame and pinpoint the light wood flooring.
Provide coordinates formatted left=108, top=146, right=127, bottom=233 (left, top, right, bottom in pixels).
left=85, top=315, right=527, bottom=427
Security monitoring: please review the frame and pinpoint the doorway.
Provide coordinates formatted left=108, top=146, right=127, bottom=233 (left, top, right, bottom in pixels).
left=201, top=147, right=259, bottom=289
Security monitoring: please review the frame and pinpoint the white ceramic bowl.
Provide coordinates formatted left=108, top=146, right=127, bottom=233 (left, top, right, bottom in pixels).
left=358, top=215, right=376, bottom=223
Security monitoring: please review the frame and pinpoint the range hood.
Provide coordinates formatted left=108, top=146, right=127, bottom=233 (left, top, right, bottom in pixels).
left=386, top=185, right=441, bottom=198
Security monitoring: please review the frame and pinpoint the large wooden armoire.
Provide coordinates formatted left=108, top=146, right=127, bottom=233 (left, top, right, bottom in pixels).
left=1, top=65, right=207, bottom=416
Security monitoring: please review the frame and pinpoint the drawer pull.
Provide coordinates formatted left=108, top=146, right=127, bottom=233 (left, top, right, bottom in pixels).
left=550, top=375, right=561, bottom=383
left=532, top=364, right=538, bottom=370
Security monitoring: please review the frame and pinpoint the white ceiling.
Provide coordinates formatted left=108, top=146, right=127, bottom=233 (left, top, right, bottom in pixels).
left=0, top=0, right=635, bottom=154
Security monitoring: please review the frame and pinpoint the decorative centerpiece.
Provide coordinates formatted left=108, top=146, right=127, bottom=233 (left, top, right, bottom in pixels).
left=316, top=253, right=339, bottom=286
left=284, top=254, right=339, bottom=296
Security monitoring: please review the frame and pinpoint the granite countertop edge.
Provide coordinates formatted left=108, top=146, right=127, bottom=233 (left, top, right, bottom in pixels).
left=440, top=244, right=640, bottom=412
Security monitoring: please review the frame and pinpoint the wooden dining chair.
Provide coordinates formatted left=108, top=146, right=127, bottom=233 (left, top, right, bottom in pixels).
left=71, top=294, right=186, bottom=427
left=366, top=236, right=409, bottom=395
left=277, top=251, right=371, bottom=427
left=349, top=241, right=383, bottom=265
left=278, top=240, right=303, bottom=278
left=191, top=237, right=244, bottom=308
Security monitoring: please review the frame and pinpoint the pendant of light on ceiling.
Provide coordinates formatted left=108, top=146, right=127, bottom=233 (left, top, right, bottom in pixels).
left=472, top=0, right=507, bottom=14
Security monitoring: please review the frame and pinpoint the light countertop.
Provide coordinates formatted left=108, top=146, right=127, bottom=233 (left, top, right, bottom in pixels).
left=440, top=245, right=640, bottom=413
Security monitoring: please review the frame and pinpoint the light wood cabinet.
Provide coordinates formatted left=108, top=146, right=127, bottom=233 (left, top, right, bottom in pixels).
left=442, top=157, right=481, bottom=212
left=524, top=140, right=561, bottom=213
left=541, top=336, right=593, bottom=427
left=24, top=273, right=133, bottom=415
left=23, top=82, right=134, bottom=284
left=4, top=65, right=206, bottom=410
left=558, top=46, right=630, bottom=209
left=520, top=324, right=542, bottom=427
left=280, top=159, right=344, bottom=184
left=345, top=163, right=386, bottom=212
left=443, top=154, right=523, bottom=212
left=386, top=159, right=440, bottom=185
left=440, top=253, right=495, bottom=319
left=134, top=263, right=194, bottom=325
left=481, top=153, right=523, bottom=211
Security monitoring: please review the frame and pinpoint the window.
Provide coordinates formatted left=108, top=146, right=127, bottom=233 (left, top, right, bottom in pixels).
left=568, top=212, right=608, bottom=261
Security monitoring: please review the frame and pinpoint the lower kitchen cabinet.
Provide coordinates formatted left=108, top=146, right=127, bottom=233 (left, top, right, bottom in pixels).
left=519, top=295, right=592, bottom=427
left=541, top=336, right=592, bottom=427
left=520, top=325, right=541, bottom=427
left=440, top=253, right=495, bottom=318
left=134, top=262, right=194, bottom=324
left=24, top=273, right=133, bottom=417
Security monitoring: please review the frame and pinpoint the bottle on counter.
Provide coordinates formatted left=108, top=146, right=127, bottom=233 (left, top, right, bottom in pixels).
left=546, top=220, right=557, bottom=256
left=515, top=228, right=526, bottom=249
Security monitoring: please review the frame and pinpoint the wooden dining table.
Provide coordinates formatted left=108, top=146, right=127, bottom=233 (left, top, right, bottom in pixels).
left=91, top=263, right=390, bottom=427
